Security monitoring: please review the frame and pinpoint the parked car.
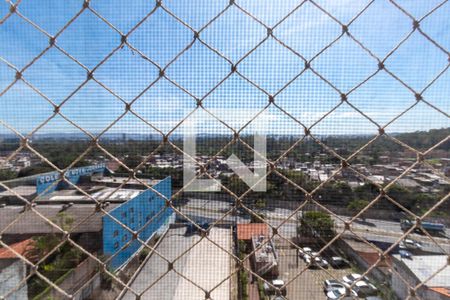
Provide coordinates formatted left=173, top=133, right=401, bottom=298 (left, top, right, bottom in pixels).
left=185, top=222, right=209, bottom=236
left=326, top=287, right=358, bottom=299
left=342, top=273, right=369, bottom=285
left=399, top=249, right=413, bottom=259
left=323, top=279, right=345, bottom=293
left=305, top=252, right=329, bottom=268
left=263, top=279, right=287, bottom=296
left=350, top=280, right=378, bottom=297
left=298, top=247, right=312, bottom=258
left=329, top=256, right=350, bottom=268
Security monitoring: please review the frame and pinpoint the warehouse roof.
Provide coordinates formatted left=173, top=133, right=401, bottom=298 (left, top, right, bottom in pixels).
left=0, top=203, right=119, bottom=234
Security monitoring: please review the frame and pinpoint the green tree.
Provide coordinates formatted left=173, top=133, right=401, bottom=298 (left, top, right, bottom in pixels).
left=18, top=164, right=54, bottom=177
left=26, top=213, right=84, bottom=297
left=347, top=199, right=370, bottom=221
left=117, top=155, right=143, bottom=171
left=317, top=181, right=354, bottom=205
left=0, top=169, right=17, bottom=181
left=299, top=211, right=335, bottom=240
left=255, top=199, right=266, bottom=210
left=228, top=175, right=248, bottom=195
left=354, top=182, right=379, bottom=201
left=386, top=184, right=417, bottom=210
left=250, top=212, right=266, bottom=223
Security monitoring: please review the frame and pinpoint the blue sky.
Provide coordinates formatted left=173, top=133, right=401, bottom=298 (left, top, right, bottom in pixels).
left=0, top=0, right=449, bottom=137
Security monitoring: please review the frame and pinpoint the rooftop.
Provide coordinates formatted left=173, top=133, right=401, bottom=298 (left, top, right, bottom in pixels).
left=393, top=255, right=450, bottom=288
left=41, top=187, right=142, bottom=203
left=429, top=287, right=450, bottom=298
left=237, top=223, right=269, bottom=240
left=0, top=239, right=35, bottom=259
left=252, top=235, right=277, bottom=264
left=0, top=203, right=119, bottom=234
left=0, top=186, right=36, bottom=197
left=91, top=176, right=159, bottom=186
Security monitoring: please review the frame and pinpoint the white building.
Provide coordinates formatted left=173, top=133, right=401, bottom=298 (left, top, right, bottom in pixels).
left=391, top=254, right=450, bottom=300
left=0, top=239, right=33, bottom=300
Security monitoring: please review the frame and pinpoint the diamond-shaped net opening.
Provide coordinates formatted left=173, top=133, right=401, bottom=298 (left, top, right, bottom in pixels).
left=1, top=1, right=449, bottom=300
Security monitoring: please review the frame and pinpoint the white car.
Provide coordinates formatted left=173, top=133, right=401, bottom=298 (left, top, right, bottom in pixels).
left=305, top=252, right=329, bottom=268
left=351, top=280, right=378, bottom=297
left=323, top=279, right=345, bottom=293
left=298, top=247, right=312, bottom=258
left=342, top=273, right=369, bottom=285
left=399, top=238, right=422, bottom=250
left=263, top=279, right=287, bottom=296
left=326, top=287, right=358, bottom=299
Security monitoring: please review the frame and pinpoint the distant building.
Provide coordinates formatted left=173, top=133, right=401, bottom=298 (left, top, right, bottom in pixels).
left=391, top=255, right=450, bottom=300
left=367, top=175, right=385, bottom=185
left=0, top=165, right=173, bottom=270
left=396, top=178, right=420, bottom=189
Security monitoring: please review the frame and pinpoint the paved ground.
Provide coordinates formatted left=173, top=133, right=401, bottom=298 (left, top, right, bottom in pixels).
left=121, top=227, right=232, bottom=300
left=277, top=246, right=354, bottom=300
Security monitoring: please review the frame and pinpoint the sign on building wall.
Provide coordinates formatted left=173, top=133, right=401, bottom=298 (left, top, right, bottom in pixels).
left=36, top=164, right=106, bottom=195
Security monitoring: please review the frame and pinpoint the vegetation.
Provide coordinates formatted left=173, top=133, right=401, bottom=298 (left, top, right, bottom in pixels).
left=250, top=212, right=266, bottom=223
left=254, top=199, right=266, bottom=210
left=347, top=199, right=370, bottom=220
left=0, top=169, right=17, bottom=181
left=2, top=128, right=447, bottom=175
left=237, top=240, right=249, bottom=300
left=18, top=164, right=55, bottom=177
left=138, top=247, right=150, bottom=263
left=27, top=213, right=86, bottom=298
left=257, top=278, right=268, bottom=300
left=238, top=240, right=247, bottom=255
left=299, top=211, right=335, bottom=239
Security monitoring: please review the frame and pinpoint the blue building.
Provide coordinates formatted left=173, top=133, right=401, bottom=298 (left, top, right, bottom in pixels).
left=102, top=177, right=173, bottom=269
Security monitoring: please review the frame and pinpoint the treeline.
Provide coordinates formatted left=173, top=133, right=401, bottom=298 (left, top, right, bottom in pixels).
left=220, top=170, right=449, bottom=218
left=0, top=128, right=448, bottom=180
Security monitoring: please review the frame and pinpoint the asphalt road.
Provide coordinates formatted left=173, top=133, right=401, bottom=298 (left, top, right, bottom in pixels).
left=180, top=198, right=450, bottom=253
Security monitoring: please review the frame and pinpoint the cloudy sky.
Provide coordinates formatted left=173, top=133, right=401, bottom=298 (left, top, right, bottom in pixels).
left=0, top=0, right=449, bottom=137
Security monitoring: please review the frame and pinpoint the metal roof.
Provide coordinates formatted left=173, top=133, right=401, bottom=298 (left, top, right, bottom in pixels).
left=0, top=203, right=119, bottom=234
left=393, top=254, right=450, bottom=288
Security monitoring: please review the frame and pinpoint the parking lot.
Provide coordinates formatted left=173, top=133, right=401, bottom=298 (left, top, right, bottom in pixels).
left=277, top=246, right=354, bottom=300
